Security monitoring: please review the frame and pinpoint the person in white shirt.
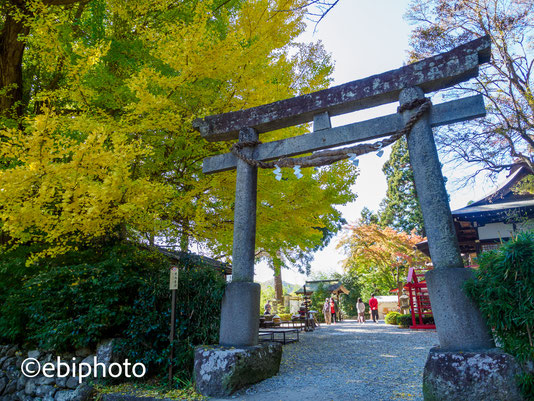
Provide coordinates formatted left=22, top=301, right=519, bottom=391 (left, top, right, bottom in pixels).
left=323, top=298, right=332, bottom=325
left=357, top=298, right=366, bottom=323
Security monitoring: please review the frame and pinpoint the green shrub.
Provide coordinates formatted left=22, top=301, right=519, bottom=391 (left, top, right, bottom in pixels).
left=385, top=311, right=401, bottom=325
left=0, top=244, right=144, bottom=347
left=0, top=245, right=45, bottom=341
left=465, top=232, right=534, bottom=400
left=114, top=262, right=225, bottom=382
left=395, top=313, right=433, bottom=327
left=397, top=314, right=412, bottom=328
left=0, top=242, right=226, bottom=382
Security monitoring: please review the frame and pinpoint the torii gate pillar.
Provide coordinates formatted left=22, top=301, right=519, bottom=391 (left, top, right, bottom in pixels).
left=400, top=88, right=524, bottom=401
left=219, top=127, right=261, bottom=347
left=399, top=86, right=494, bottom=350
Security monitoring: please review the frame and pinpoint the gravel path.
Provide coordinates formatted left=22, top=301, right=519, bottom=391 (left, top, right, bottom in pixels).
left=212, top=320, right=438, bottom=401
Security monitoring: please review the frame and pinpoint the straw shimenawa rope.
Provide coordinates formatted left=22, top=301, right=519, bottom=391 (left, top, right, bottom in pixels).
left=231, top=97, right=431, bottom=169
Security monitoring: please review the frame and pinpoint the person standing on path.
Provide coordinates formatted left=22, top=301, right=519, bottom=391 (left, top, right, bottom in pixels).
left=264, top=300, right=272, bottom=315
left=323, top=298, right=332, bottom=325
left=357, top=298, right=366, bottom=323
left=369, top=294, right=379, bottom=323
left=330, top=298, right=338, bottom=324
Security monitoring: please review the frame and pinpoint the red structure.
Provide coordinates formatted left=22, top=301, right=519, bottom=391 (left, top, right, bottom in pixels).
left=405, top=266, right=436, bottom=330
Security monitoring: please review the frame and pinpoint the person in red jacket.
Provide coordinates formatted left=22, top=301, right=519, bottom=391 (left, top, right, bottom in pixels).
left=369, top=294, right=379, bottom=323
left=330, top=298, right=338, bottom=324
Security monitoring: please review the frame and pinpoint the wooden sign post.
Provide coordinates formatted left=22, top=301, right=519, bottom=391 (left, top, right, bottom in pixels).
left=168, top=266, right=179, bottom=385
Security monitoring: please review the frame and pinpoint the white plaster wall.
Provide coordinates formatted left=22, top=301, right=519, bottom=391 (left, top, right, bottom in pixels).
left=477, top=219, right=534, bottom=240
left=477, top=222, right=514, bottom=240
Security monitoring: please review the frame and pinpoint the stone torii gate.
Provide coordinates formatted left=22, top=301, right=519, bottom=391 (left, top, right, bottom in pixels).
left=192, top=37, right=522, bottom=400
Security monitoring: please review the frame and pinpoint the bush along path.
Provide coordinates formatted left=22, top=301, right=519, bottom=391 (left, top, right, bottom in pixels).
left=214, top=320, right=438, bottom=401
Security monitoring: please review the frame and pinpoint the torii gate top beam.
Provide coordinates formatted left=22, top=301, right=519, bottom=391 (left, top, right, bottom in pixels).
left=193, top=36, right=490, bottom=142
left=202, top=95, right=485, bottom=174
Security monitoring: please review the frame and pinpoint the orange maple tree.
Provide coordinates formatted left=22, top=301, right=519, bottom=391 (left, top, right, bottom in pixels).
left=338, top=223, right=430, bottom=296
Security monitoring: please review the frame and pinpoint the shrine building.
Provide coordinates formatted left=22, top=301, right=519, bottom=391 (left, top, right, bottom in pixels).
left=417, top=163, right=534, bottom=261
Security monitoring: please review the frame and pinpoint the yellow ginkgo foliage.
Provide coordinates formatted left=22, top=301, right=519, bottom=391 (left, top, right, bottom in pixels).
left=1, top=0, right=355, bottom=265
left=0, top=109, right=172, bottom=263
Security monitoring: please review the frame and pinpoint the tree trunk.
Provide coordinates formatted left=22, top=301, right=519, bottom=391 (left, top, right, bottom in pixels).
left=180, top=219, right=189, bottom=252
left=0, top=10, right=29, bottom=118
left=1, top=0, right=82, bottom=118
left=273, top=258, right=283, bottom=304
left=119, top=223, right=127, bottom=241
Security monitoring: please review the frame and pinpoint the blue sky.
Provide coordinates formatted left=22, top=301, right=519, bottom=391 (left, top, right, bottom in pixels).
left=252, top=0, right=496, bottom=284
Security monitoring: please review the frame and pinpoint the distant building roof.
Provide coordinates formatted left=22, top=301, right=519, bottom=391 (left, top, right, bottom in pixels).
left=295, top=280, right=350, bottom=295
left=467, top=164, right=532, bottom=207
left=452, top=199, right=534, bottom=223
left=451, top=165, right=534, bottom=224
left=150, top=245, right=232, bottom=276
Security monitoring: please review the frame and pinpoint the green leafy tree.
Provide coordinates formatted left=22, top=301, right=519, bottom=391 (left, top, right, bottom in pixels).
left=338, top=270, right=362, bottom=318
left=205, top=161, right=358, bottom=303
left=379, top=137, right=424, bottom=236
left=305, top=272, right=361, bottom=318
left=260, top=284, right=276, bottom=314
left=310, top=282, right=331, bottom=322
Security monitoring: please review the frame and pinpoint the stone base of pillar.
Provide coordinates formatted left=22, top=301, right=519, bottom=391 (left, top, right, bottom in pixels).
left=193, top=343, right=282, bottom=397
left=219, top=281, right=260, bottom=347
left=423, top=347, right=525, bottom=401
left=425, top=268, right=494, bottom=350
